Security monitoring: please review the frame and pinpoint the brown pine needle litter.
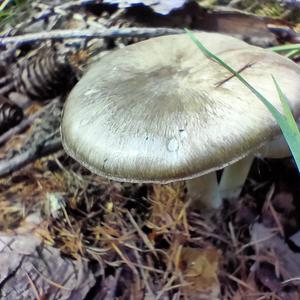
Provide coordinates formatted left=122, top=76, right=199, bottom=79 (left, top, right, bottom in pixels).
left=1, top=151, right=288, bottom=299
left=1, top=132, right=300, bottom=298
left=1, top=0, right=300, bottom=298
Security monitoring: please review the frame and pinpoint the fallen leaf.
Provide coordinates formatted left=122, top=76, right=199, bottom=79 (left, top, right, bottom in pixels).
left=0, top=233, right=95, bottom=300
left=250, top=223, right=300, bottom=298
left=179, top=246, right=221, bottom=300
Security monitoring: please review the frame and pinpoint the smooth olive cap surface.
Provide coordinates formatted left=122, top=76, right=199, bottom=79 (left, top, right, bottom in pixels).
left=61, top=32, right=300, bottom=183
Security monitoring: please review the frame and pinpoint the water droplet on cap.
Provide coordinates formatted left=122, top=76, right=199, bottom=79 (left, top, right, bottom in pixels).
left=167, top=137, right=179, bottom=152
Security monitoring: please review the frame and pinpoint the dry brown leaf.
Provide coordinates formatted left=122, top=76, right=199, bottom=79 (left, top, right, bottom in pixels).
left=250, top=223, right=300, bottom=298
left=179, top=246, right=221, bottom=300
left=0, top=233, right=95, bottom=300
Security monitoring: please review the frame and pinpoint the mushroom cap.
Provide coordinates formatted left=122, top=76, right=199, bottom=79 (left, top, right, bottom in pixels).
left=61, top=32, right=300, bottom=183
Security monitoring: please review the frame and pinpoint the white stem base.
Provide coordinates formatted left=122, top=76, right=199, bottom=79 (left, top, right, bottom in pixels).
left=186, top=172, right=221, bottom=209
left=219, top=155, right=254, bottom=200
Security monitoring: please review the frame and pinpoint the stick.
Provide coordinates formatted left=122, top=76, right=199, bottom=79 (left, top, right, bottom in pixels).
left=1, top=0, right=100, bottom=37
left=0, top=27, right=184, bottom=47
left=0, top=98, right=63, bottom=176
left=0, top=137, right=62, bottom=177
left=0, top=112, right=38, bottom=146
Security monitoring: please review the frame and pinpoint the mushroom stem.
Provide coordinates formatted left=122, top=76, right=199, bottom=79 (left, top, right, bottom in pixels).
left=219, top=155, right=254, bottom=200
left=186, top=172, right=221, bottom=209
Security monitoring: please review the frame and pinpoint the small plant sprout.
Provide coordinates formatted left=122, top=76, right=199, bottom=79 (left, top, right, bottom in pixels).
left=61, top=32, right=300, bottom=210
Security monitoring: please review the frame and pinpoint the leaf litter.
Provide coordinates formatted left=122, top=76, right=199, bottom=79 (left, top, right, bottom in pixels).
left=1, top=0, right=300, bottom=299
left=2, top=153, right=300, bottom=299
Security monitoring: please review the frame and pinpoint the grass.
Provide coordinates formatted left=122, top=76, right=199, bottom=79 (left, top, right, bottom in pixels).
left=186, top=29, right=300, bottom=172
left=270, top=44, right=300, bottom=59
left=0, top=0, right=31, bottom=31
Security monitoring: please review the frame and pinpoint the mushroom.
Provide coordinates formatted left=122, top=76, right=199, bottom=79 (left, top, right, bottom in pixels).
left=61, top=32, right=300, bottom=209
left=219, top=135, right=292, bottom=200
left=219, top=128, right=299, bottom=199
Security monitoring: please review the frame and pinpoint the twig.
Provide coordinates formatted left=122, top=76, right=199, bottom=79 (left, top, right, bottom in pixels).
left=236, top=231, right=277, bottom=254
left=0, top=0, right=12, bottom=12
left=110, top=242, right=138, bottom=275
left=24, top=271, right=42, bottom=300
left=0, top=27, right=185, bottom=47
left=132, top=247, right=155, bottom=298
left=215, top=63, right=255, bottom=88
left=31, top=264, right=72, bottom=291
left=1, top=0, right=100, bottom=37
left=282, top=277, right=300, bottom=285
left=155, top=275, right=189, bottom=300
left=0, top=114, right=33, bottom=146
left=223, top=272, right=256, bottom=291
left=0, top=137, right=62, bottom=177
left=126, top=211, right=157, bottom=255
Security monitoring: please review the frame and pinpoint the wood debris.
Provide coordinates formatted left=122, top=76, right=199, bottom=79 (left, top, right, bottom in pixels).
left=0, top=0, right=300, bottom=299
left=0, top=233, right=95, bottom=300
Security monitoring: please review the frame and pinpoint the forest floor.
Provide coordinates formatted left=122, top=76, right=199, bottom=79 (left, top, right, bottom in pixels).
left=1, top=0, right=300, bottom=299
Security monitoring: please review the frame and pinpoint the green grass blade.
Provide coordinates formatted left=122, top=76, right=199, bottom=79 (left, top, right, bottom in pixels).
left=271, top=80, right=300, bottom=170
left=272, top=76, right=299, bottom=133
left=269, top=44, right=300, bottom=52
left=275, top=116, right=300, bottom=171
left=269, top=43, right=300, bottom=59
left=0, top=0, right=12, bottom=13
left=185, top=29, right=300, bottom=172
left=185, top=29, right=283, bottom=121
left=286, top=49, right=300, bottom=59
